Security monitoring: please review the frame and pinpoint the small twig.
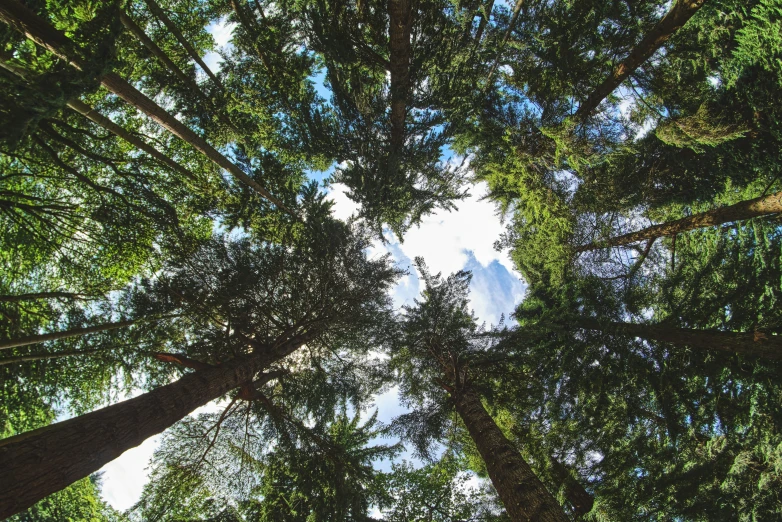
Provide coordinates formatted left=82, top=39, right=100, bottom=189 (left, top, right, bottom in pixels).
left=193, top=396, right=239, bottom=469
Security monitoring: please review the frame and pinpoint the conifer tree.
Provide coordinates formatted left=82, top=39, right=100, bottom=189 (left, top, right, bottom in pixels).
left=0, top=193, right=401, bottom=518
left=390, top=260, right=569, bottom=521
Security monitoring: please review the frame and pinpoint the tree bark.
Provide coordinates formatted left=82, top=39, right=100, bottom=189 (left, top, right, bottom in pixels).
left=0, top=291, right=90, bottom=302
left=0, top=0, right=292, bottom=214
left=576, top=190, right=782, bottom=252
left=453, top=387, right=568, bottom=522
left=574, top=318, right=782, bottom=360
left=387, top=0, right=412, bottom=160
left=573, top=0, right=707, bottom=120
left=0, top=333, right=312, bottom=519
left=0, top=319, right=137, bottom=351
left=141, top=0, right=223, bottom=90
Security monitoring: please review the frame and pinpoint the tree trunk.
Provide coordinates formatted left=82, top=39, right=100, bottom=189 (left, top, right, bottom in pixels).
left=549, top=456, right=593, bottom=519
left=573, top=0, right=707, bottom=120
left=453, top=387, right=568, bottom=522
left=574, top=318, right=782, bottom=360
left=0, top=333, right=312, bottom=519
left=141, top=0, right=223, bottom=89
left=0, top=291, right=90, bottom=302
left=387, top=0, right=412, bottom=161
left=99, top=73, right=291, bottom=211
left=485, top=0, right=523, bottom=85
left=120, top=11, right=205, bottom=100
left=0, top=319, right=137, bottom=351
left=120, top=11, right=237, bottom=132
left=0, top=0, right=292, bottom=214
left=576, top=190, right=782, bottom=252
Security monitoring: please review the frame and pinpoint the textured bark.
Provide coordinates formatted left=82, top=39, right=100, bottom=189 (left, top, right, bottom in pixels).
left=141, top=0, right=223, bottom=89
left=575, top=318, right=782, bottom=360
left=549, top=456, right=593, bottom=519
left=387, top=0, right=412, bottom=158
left=574, top=0, right=707, bottom=120
left=453, top=387, right=568, bottom=522
left=576, top=190, right=782, bottom=252
left=0, top=319, right=136, bottom=351
left=0, top=0, right=291, bottom=213
left=0, top=334, right=311, bottom=519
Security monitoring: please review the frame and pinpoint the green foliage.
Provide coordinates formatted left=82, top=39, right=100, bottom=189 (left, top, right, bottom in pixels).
left=1, top=0, right=781, bottom=520
left=7, top=475, right=124, bottom=522
left=380, top=456, right=508, bottom=521
left=133, top=410, right=397, bottom=521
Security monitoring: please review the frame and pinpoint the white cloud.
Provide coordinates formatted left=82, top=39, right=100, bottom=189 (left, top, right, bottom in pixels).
left=209, top=17, right=236, bottom=48
left=325, top=181, right=523, bottom=323
left=327, top=181, right=513, bottom=276
left=325, top=183, right=361, bottom=222
left=393, top=182, right=513, bottom=276
left=203, top=17, right=237, bottom=73
left=99, top=434, right=160, bottom=511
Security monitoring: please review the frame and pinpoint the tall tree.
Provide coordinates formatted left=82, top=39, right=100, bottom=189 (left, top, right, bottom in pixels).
left=573, top=0, right=708, bottom=120
left=141, top=0, right=223, bottom=89
left=0, top=197, right=401, bottom=518
left=391, top=260, right=569, bottom=521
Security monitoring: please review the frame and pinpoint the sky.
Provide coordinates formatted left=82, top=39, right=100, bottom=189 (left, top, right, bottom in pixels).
left=97, top=17, right=527, bottom=512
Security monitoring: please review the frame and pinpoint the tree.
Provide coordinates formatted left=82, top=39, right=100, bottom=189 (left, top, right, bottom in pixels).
left=0, top=195, right=401, bottom=518
left=6, top=475, right=125, bottom=522
left=573, top=0, right=708, bottom=120
left=0, top=0, right=290, bottom=212
left=380, top=456, right=508, bottom=521
left=297, top=0, right=480, bottom=236
left=390, top=260, right=569, bottom=521
left=505, top=278, right=782, bottom=520
left=134, top=410, right=396, bottom=521
left=141, top=0, right=223, bottom=89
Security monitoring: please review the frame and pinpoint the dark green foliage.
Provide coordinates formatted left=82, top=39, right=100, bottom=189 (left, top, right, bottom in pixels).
left=0, top=0, right=122, bottom=144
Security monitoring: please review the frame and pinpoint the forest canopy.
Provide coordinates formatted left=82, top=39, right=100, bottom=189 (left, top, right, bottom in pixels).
left=1, top=0, right=781, bottom=520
